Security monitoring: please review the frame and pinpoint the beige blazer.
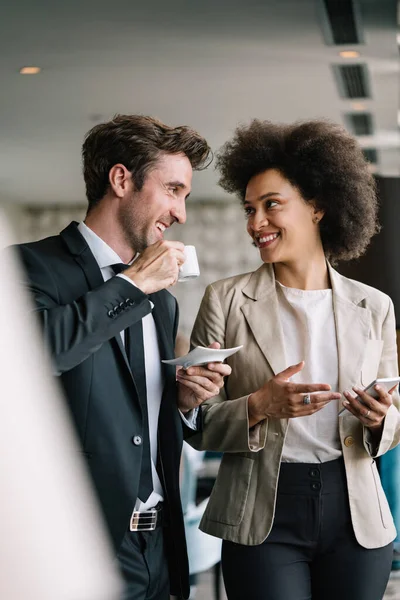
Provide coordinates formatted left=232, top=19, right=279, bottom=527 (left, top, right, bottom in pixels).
left=189, top=263, right=400, bottom=549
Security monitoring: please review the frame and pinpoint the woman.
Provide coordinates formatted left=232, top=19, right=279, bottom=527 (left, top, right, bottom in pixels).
left=180, top=120, right=400, bottom=600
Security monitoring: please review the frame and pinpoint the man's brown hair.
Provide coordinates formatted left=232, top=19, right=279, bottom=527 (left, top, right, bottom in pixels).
left=82, top=114, right=212, bottom=210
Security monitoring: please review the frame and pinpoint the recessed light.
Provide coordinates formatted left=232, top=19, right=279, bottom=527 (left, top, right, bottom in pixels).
left=19, top=66, right=41, bottom=75
left=339, top=51, right=360, bottom=58
left=351, top=102, right=366, bottom=111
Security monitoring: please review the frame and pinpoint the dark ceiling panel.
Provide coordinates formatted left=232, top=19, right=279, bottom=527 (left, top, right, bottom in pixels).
left=320, top=0, right=363, bottom=44
left=333, top=63, right=371, bottom=98
left=345, top=112, right=374, bottom=135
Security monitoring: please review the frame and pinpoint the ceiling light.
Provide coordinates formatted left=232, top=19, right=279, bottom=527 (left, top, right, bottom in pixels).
left=339, top=50, right=360, bottom=58
left=19, top=66, right=41, bottom=75
left=351, top=102, right=366, bottom=111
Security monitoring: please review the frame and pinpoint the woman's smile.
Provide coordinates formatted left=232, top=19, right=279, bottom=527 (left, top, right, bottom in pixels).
left=254, top=231, right=280, bottom=249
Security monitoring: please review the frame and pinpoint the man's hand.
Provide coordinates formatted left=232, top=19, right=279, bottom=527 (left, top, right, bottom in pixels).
left=177, top=342, right=232, bottom=413
left=124, top=241, right=185, bottom=294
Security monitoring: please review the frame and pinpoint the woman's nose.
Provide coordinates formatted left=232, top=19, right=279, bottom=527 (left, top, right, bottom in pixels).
left=251, top=212, right=269, bottom=232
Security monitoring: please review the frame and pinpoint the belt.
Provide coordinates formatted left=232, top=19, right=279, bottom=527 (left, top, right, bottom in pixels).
left=129, top=502, right=164, bottom=532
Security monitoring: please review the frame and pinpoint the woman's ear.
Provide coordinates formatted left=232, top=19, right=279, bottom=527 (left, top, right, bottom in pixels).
left=311, top=206, right=324, bottom=224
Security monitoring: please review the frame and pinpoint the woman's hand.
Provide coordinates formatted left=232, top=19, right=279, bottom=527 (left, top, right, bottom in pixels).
left=248, top=361, right=342, bottom=427
left=342, top=384, right=397, bottom=432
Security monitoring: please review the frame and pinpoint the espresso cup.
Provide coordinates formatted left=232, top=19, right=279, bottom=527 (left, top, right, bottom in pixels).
left=178, top=245, right=200, bottom=282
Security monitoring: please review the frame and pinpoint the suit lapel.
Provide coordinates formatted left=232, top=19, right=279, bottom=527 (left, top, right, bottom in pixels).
left=60, top=221, right=131, bottom=372
left=329, top=265, right=371, bottom=411
left=240, top=264, right=287, bottom=376
left=60, top=221, right=104, bottom=289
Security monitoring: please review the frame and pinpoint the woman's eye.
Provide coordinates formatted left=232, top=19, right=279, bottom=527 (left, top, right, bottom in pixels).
left=244, top=207, right=254, bottom=218
left=266, top=200, right=278, bottom=209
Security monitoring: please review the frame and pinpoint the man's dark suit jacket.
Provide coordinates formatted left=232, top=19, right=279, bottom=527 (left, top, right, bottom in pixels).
left=16, top=221, right=190, bottom=599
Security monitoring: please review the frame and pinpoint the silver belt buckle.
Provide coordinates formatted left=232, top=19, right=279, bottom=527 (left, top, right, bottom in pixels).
left=130, top=507, right=158, bottom=532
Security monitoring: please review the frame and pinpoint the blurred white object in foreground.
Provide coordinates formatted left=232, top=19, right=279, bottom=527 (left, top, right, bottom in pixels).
left=0, top=211, right=122, bottom=600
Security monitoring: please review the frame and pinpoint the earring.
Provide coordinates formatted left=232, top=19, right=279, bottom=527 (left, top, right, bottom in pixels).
left=313, top=216, right=319, bottom=224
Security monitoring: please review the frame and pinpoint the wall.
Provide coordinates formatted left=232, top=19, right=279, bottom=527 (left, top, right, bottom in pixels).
left=338, top=176, right=400, bottom=326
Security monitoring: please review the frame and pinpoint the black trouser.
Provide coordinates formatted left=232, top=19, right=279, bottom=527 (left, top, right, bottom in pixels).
left=222, top=458, right=393, bottom=600
left=116, top=526, right=169, bottom=600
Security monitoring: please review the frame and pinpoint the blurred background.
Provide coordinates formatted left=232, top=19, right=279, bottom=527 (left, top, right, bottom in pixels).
left=1, top=0, right=399, bottom=333
left=1, top=1, right=399, bottom=598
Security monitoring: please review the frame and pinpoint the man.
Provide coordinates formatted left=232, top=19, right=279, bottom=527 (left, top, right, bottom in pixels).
left=15, top=115, right=231, bottom=600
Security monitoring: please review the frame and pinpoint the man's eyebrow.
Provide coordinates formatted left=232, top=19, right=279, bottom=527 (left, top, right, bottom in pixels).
left=167, top=180, right=187, bottom=189
left=244, top=192, right=282, bottom=204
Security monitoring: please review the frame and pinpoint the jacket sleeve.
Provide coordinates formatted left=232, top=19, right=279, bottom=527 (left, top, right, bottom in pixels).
left=185, top=284, right=267, bottom=453
left=363, top=296, right=400, bottom=457
left=17, top=244, right=153, bottom=375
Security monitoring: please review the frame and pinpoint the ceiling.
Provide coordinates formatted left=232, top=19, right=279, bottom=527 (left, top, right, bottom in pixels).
left=0, top=0, right=399, bottom=206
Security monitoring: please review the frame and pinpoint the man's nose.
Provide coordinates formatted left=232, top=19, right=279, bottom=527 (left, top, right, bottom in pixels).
left=172, top=199, right=187, bottom=225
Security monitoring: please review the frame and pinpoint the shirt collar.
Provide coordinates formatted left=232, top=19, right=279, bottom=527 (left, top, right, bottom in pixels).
left=77, top=221, right=125, bottom=270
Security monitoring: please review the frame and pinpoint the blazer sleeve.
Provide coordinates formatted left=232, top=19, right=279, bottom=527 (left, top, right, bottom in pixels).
left=186, top=284, right=267, bottom=453
left=363, top=296, right=400, bottom=457
left=17, top=244, right=153, bottom=375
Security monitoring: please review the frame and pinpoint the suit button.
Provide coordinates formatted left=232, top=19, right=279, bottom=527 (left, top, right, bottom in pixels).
left=309, top=468, right=319, bottom=478
left=311, top=481, right=321, bottom=491
left=132, top=435, right=142, bottom=446
left=344, top=436, right=355, bottom=447
left=107, top=309, right=114, bottom=318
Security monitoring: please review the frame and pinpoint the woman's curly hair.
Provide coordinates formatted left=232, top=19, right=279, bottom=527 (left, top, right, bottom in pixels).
left=216, top=119, right=380, bottom=263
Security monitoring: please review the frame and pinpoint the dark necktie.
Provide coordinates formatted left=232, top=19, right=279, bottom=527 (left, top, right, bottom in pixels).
left=111, top=263, right=153, bottom=502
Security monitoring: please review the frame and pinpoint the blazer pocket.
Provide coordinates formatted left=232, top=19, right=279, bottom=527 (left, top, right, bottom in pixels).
left=205, top=454, right=254, bottom=526
left=360, top=340, right=383, bottom=386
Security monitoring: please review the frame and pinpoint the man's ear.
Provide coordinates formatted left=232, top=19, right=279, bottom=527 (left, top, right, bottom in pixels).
left=109, top=164, right=133, bottom=198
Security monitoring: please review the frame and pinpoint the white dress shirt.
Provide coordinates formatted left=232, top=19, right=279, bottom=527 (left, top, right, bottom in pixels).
left=276, top=281, right=342, bottom=463
left=78, top=222, right=164, bottom=510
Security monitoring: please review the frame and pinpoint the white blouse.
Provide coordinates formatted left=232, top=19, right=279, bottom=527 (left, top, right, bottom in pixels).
left=276, top=281, right=342, bottom=463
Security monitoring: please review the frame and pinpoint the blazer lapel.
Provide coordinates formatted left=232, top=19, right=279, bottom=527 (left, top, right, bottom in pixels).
left=60, top=222, right=104, bottom=289
left=60, top=221, right=130, bottom=372
left=240, top=264, right=287, bottom=376
left=239, top=262, right=372, bottom=396
left=329, top=265, right=371, bottom=411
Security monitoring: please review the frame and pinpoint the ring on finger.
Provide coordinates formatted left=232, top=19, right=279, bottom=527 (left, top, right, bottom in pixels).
left=303, top=394, right=311, bottom=405
left=365, top=409, right=371, bottom=418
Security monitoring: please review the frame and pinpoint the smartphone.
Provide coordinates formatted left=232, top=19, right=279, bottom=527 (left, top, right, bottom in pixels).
left=338, top=376, right=400, bottom=416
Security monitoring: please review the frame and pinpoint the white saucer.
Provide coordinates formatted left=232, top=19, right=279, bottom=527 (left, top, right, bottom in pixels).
left=162, top=345, right=243, bottom=369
